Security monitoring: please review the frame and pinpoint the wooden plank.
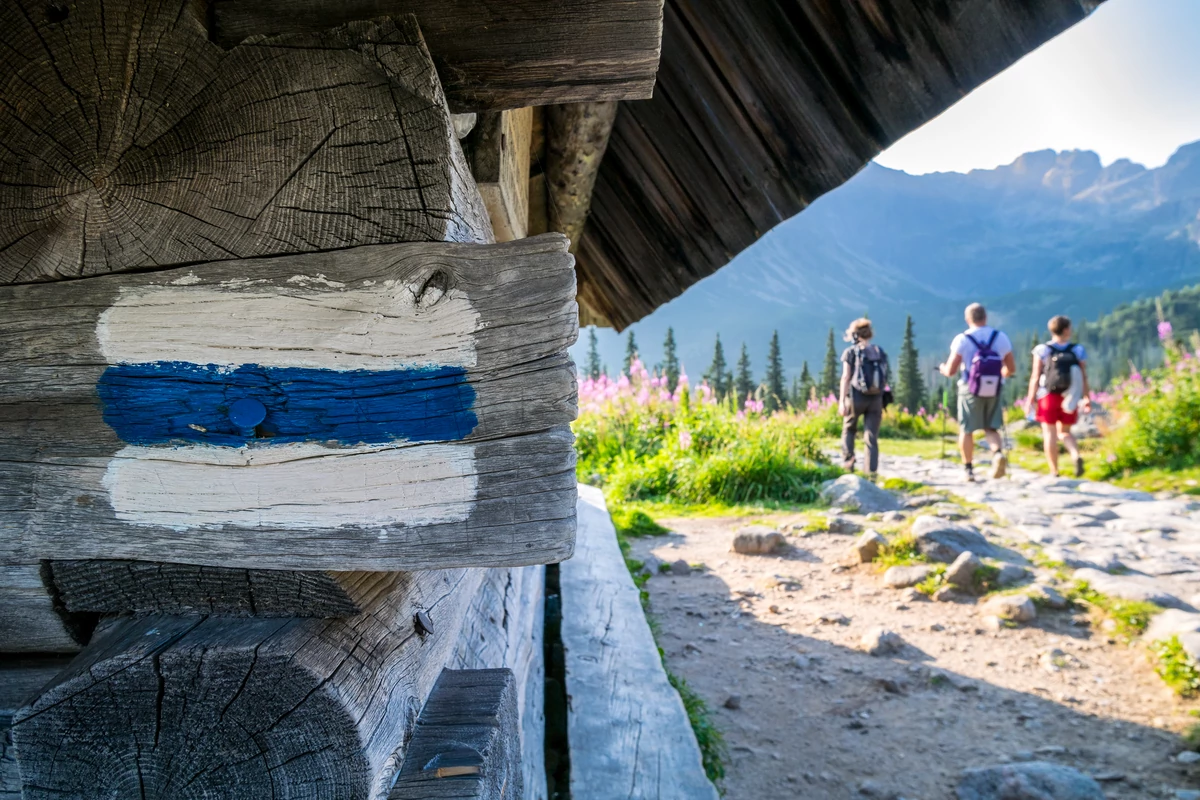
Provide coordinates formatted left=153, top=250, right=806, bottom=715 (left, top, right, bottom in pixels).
left=0, top=236, right=579, bottom=571
left=451, top=566, right=546, bottom=800
left=13, top=570, right=490, bottom=799
left=575, top=0, right=1102, bottom=327
left=389, top=669, right=521, bottom=800
left=470, top=109, right=534, bottom=243
left=48, top=561, right=365, bottom=617
left=0, top=566, right=92, bottom=654
left=560, top=486, right=719, bottom=800
left=0, top=3, right=491, bottom=285
left=210, top=0, right=664, bottom=112
left=1, top=656, right=73, bottom=799
left=545, top=103, right=619, bottom=256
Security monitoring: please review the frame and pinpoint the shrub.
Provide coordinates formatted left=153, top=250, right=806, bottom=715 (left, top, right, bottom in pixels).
left=1100, top=349, right=1200, bottom=475
left=610, top=505, right=669, bottom=538
left=875, top=534, right=924, bottom=568
left=1152, top=636, right=1200, bottom=697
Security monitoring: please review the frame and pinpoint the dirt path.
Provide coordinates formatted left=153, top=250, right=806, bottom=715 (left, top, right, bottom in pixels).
left=628, top=458, right=1200, bottom=799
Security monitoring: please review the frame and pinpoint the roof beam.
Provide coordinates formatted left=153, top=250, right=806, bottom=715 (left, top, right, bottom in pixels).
left=211, top=0, right=664, bottom=112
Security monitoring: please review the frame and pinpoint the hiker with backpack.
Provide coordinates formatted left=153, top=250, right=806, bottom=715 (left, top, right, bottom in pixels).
left=938, top=303, right=1016, bottom=482
left=1023, top=315, right=1092, bottom=477
left=839, top=318, right=891, bottom=478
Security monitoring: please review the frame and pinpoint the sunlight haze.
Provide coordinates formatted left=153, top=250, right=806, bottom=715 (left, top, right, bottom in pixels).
left=875, top=0, right=1200, bottom=175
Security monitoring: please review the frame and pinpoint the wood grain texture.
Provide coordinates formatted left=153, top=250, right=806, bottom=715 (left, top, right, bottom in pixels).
left=49, top=561, right=365, bottom=617
left=0, top=565, right=94, bottom=653
left=469, top=109, right=533, bottom=243
left=211, top=0, right=664, bottom=112
left=575, top=0, right=1104, bottom=327
left=451, top=566, right=546, bottom=800
left=388, top=669, right=520, bottom=800
left=545, top=103, right=618, bottom=260
left=13, top=570, right=489, bottom=800
left=0, top=2, right=491, bottom=285
left=1, top=656, right=74, bottom=799
left=561, top=486, right=719, bottom=800
left=0, top=236, right=577, bottom=571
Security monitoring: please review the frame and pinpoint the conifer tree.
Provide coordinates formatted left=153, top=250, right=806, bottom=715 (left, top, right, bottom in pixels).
left=895, top=315, right=926, bottom=412
left=622, top=330, right=638, bottom=376
left=584, top=326, right=602, bottom=380
left=796, top=360, right=814, bottom=406
left=704, top=334, right=730, bottom=399
left=734, top=343, right=754, bottom=407
left=818, top=328, right=839, bottom=397
left=764, top=330, right=786, bottom=412
left=662, top=327, right=680, bottom=392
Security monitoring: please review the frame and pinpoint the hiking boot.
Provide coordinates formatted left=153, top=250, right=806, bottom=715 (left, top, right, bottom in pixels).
left=1074, top=456, right=1085, bottom=478
left=843, top=458, right=856, bottom=473
left=991, top=451, right=1007, bottom=480
left=964, top=463, right=975, bottom=483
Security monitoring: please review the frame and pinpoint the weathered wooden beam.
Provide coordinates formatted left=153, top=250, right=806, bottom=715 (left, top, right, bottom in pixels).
left=1, top=656, right=74, bottom=799
left=48, top=561, right=367, bottom=617
left=0, top=566, right=93, bottom=653
left=0, top=3, right=491, bottom=285
left=210, top=0, right=664, bottom=112
left=561, top=486, right=719, bottom=799
left=451, top=566, right=545, bottom=799
left=13, top=570, right=489, bottom=799
left=469, top=109, right=533, bottom=243
left=0, top=236, right=578, bottom=571
left=389, top=669, right=521, bottom=800
left=545, top=102, right=619, bottom=256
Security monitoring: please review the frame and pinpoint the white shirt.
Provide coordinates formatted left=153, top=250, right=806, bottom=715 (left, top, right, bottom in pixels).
left=949, top=326, right=1013, bottom=385
left=1032, top=341, right=1087, bottom=399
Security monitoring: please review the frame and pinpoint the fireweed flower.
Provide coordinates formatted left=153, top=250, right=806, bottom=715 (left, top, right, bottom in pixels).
left=1159, top=320, right=1173, bottom=341
left=678, top=429, right=692, bottom=450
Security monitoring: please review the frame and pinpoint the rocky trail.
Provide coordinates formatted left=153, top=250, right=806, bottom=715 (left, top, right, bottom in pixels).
left=627, top=454, right=1200, bottom=800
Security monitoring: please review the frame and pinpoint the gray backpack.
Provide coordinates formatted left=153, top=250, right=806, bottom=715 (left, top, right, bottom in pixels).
left=851, top=344, right=888, bottom=395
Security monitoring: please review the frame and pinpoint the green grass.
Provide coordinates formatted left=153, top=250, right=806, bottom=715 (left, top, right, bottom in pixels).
left=610, top=505, right=671, bottom=537
left=1107, top=465, right=1200, bottom=496
left=880, top=476, right=925, bottom=493
left=1070, top=581, right=1164, bottom=641
left=1151, top=636, right=1200, bottom=697
left=914, top=566, right=946, bottom=596
left=610, top=497, right=820, bottom=521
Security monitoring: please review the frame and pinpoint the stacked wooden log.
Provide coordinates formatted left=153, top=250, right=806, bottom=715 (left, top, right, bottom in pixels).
left=0, top=0, right=664, bottom=796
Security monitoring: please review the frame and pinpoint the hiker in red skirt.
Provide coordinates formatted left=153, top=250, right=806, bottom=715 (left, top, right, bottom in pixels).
left=1023, top=315, right=1093, bottom=477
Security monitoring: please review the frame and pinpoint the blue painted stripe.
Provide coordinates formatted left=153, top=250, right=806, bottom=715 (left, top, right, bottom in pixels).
left=97, top=362, right=477, bottom=447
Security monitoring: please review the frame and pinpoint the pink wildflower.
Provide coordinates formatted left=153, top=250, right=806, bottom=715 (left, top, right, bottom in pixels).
left=678, top=429, right=692, bottom=450
left=1159, top=320, right=1173, bottom=341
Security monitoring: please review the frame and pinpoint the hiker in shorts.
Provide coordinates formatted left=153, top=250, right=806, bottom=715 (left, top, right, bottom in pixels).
left=839, top=318, right=890, bottom=478
left=938, top=303, right=1016, bottom=482
left=1023, top=315, right=1092, bottom=477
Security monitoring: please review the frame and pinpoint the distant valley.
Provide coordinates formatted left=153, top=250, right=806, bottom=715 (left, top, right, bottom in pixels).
left=574, top=141, right=1200, bottom=383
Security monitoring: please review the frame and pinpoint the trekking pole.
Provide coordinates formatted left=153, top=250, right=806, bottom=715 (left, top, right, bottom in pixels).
left=940, top=380, right=947, bottom=462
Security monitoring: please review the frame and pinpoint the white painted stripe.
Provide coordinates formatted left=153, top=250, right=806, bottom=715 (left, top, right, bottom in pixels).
left=102, top=443, right=477, bottom=529
left=97, top=280, right=479, bottom=370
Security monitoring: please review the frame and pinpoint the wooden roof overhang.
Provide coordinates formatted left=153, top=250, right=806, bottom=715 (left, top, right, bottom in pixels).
left=572, top=0, right=1105, bottom=329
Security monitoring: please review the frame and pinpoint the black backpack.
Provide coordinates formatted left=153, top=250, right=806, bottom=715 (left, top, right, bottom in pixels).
left=851, top=344, right=888, bottom=395
left=1045, top=343, right=1080, bottom=394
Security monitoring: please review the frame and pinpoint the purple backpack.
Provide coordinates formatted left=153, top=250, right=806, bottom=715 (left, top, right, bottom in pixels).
left=965, top=331, right=1003, bottom=398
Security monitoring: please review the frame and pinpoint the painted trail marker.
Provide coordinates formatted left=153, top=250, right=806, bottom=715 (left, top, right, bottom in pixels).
left=0, top=235, right=578, bottom=571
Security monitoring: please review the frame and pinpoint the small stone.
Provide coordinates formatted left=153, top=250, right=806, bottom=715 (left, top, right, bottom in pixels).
left=818, top=613, right=851, bottom=625
left=860, top=627, right=904, bottom=656
left=670, top=559, right=691, bottom=576
left=945, top=550, right=982, bottom=587
left=1011, top=751, right=1034, bottom=762
left=911, top=516, right=997, bottom=562
left=1029, top=584, right=1068, bottom=609
left=819, top=474, right=902, bottom=513
left=768, top=604, right=781, bottom=614
left=979, top=614, right=1005, bottom=632
left=731, top=526, right=787, bottom=555
left=996, top=564, right=1031, bottom=587
left=898, top=588, right=925, bottom=603
left=881, top=510, right=904, bottom=523
left=981, top=594, right=1037, bottom=623
left=723, top=694, right=742, bottom=710
left=1176, top=750, right=1200, bottom=764
left=852, top=529, right=887, bottom=563
left=826, top=514, right=862, bottom=534
left=883, top=564, right=933, bottom=589
left=932, top=585, right=960, bottom=602
left=929, top=623, right=945, bottom=632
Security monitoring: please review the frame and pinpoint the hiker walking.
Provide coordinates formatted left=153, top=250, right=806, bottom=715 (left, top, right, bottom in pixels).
left=1023, top=315, right=1092, bottom=477
left=839, top=318, right=890, bottom=478
left=938, top=303, right=1016, bottom=482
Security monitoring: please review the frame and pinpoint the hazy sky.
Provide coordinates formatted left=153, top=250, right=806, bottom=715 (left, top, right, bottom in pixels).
left=874, top=0, right=1200, bottom=175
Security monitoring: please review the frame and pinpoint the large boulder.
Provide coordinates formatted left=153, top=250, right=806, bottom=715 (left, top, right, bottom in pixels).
left=819, top=475, right=901, bottom=513
left=883, top=564, right=933, bottom=589
left=1074, top=568, right=1189, bottom=610
left=911, top=516, right=997, bottom=562
left=944, top=551, right=982, bottom=588
left=980, top=594, right=1037, bottom=623
left=850, top=530, right=887, bottom=564
left=957, top=762, right=1105, bottom=800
